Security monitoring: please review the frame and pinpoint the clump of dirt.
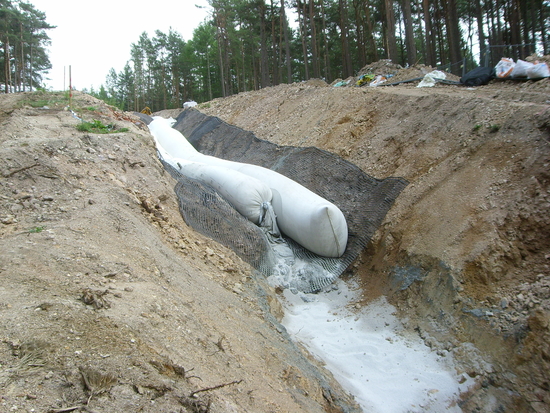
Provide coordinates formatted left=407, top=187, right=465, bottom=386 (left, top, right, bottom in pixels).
left=198, top=71, right=550, bottom=412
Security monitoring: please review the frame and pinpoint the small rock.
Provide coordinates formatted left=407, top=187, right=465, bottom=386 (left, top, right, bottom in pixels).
left=0, top=215, right=16, bottom=224
left=500, top=298, right=509, bottom=309
left=15, top=192, right=31, bottom=200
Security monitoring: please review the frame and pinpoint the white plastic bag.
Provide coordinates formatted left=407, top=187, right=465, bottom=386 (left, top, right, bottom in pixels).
left=183, top=100, right=197, bottom=108
left=511, top=59, right=533, bottom=78
left=417, top=70, right=446, bottom=88
left=495, top=58, right=515, bottom=78
left=368, top=75, right=387, bottom=87
left=527, top=62, right=550, bottom=79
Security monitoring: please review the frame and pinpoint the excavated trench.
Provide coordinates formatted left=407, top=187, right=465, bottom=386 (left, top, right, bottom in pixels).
left=187, top=80, right=550, bottom=412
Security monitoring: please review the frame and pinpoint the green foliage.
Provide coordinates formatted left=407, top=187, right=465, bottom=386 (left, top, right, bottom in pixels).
left=17, top=91, right=67, bottom=109
left=92, top=0, right=549, bottom=109
left=76, top=119, right=128, bottom=134
left=488, top=124, right=500, bottom=133
left=0, top=1, right=55, bottom=92
left=27, top=226, right=45, bottom=234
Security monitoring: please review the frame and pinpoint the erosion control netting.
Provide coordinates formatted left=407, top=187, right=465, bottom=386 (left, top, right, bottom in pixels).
left=155, top=109, right=407, bottom=293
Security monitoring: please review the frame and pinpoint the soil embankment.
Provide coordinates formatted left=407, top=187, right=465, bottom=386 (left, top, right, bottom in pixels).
left=199, top=77, right=550, bottom=412
left=0, top=73, right=549, bottom=412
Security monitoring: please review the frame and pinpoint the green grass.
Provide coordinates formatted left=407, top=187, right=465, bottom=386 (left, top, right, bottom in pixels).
left=27, top=226, right=45, bottom=233
left=488, top=124, right=500, bottom=133
left=76, top=119, right=129, bottom=134
left=18, top=90, right=67, bottom=109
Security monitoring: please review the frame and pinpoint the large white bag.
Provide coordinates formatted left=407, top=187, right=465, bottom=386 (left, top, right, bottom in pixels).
left=149, top=117, right=348, bottom=258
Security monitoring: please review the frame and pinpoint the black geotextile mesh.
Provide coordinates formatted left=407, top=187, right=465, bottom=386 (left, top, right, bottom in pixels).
left=165, top=109, right=409, bottom=292
left=161, top=160, right=278, bottom=276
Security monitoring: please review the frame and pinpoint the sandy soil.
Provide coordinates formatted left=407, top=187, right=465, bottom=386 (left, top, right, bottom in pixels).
left=0, top=91, right=358, bottom=413
left=197, top=74, right=550, bottom=412
left=0, top=65, right=549, bottom=412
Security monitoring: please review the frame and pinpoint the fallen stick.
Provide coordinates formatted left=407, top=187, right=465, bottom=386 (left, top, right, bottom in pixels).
left=4, top=162, right=40, bottom=177
left=189, top=379, right=243, bottom=397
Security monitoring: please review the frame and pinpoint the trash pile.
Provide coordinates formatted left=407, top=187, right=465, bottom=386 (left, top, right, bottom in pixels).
left=331, top=59, right=460, bottom=88
left=331, top=55, right=549, bottom=89
left=495, top=57, right=550, bottom=79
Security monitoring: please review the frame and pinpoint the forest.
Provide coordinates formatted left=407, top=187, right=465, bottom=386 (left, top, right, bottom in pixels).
left=1, top=0, right=549, bottom=112
left=0, top=0, right=53, bottom=93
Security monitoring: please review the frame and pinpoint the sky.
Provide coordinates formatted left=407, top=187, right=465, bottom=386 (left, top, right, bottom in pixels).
left=29, top=0, right=212, bottom=91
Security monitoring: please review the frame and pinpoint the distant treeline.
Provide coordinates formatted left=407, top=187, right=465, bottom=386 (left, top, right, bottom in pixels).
left=87, top=0, right=548, bottom=111
left=0, top=0, right=54, bottom=93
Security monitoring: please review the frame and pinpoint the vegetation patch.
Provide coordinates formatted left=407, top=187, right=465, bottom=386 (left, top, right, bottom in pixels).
left=76, top=119, right=129, bottom=134
left=17, top=91, right=67, bottom=109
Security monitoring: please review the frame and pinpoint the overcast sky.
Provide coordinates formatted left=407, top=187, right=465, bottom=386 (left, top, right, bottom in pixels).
left=29, top=0, right=211, bottom=91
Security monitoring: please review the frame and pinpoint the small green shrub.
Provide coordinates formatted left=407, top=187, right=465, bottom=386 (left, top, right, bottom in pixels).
left=473, top=124, right=482, bottom=131
left=28, top=226, right=45, bottom=233
left=488, top=124, right=500, bottom=133
left=76, top=119, right=128, bottom=134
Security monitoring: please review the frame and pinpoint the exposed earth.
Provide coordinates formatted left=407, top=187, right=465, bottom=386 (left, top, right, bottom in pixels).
left=0, top=63, right=549, bottom=413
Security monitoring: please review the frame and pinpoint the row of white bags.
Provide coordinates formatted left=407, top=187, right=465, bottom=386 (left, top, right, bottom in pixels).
left=495, top=57, right=550, bottom=79
left=148, top=117, right=348, bottom=258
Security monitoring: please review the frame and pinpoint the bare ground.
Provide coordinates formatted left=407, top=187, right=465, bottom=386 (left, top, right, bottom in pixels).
left=0, top=71, right=549, bottom=413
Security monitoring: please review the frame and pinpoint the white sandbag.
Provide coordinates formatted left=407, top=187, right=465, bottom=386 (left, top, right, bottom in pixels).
left=511, top=59, right=533, bottom=78
left=527, top=62, right=550, bottom=79
left=149, top=117, right=198, bottom=159
left=148, top=117, right=348, bottom=258
left=171, top=158, right=273, bottom=226
left=151, top=120, right=275, bottom=227
left=167, top=149, right=348, bottom=257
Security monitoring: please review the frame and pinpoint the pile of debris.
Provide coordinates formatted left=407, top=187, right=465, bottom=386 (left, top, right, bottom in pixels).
left=331, top=59, right=461, bottom=88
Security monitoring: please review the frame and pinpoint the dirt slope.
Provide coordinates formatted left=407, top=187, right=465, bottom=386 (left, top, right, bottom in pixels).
left=0, top=91, right=359, bottom=413
left=197, top=78, right=550, bottom=412
left=0, top=73, right=549, bottom=413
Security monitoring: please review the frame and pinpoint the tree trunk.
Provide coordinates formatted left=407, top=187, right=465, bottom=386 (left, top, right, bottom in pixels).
left=320, top=0, right=331, bottom=81
left=281, top=0, right=292, bottom=83
left=353, top=0, right=366, bottom=68
left=309, top=0, right=320, bottom=78
left=4, top=38, right=10, bottom=93
left=364, top=0, right=378, bottom=63
left=443, top=0, right=462, bottom=75
left=297, top=1, right=310, bottom=79
left=402, top=0, right=417, bottom=65
left=539, top=0, right=548, bottom=54
left=270, top=0, right=280, bottom=85
left=260, top=2, right=270, bottom=88
left=384, top=0, right=399, bottom=62
left=475, top=0, right=486, bottom=65
left=339, top=0, right=353, bottom=77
